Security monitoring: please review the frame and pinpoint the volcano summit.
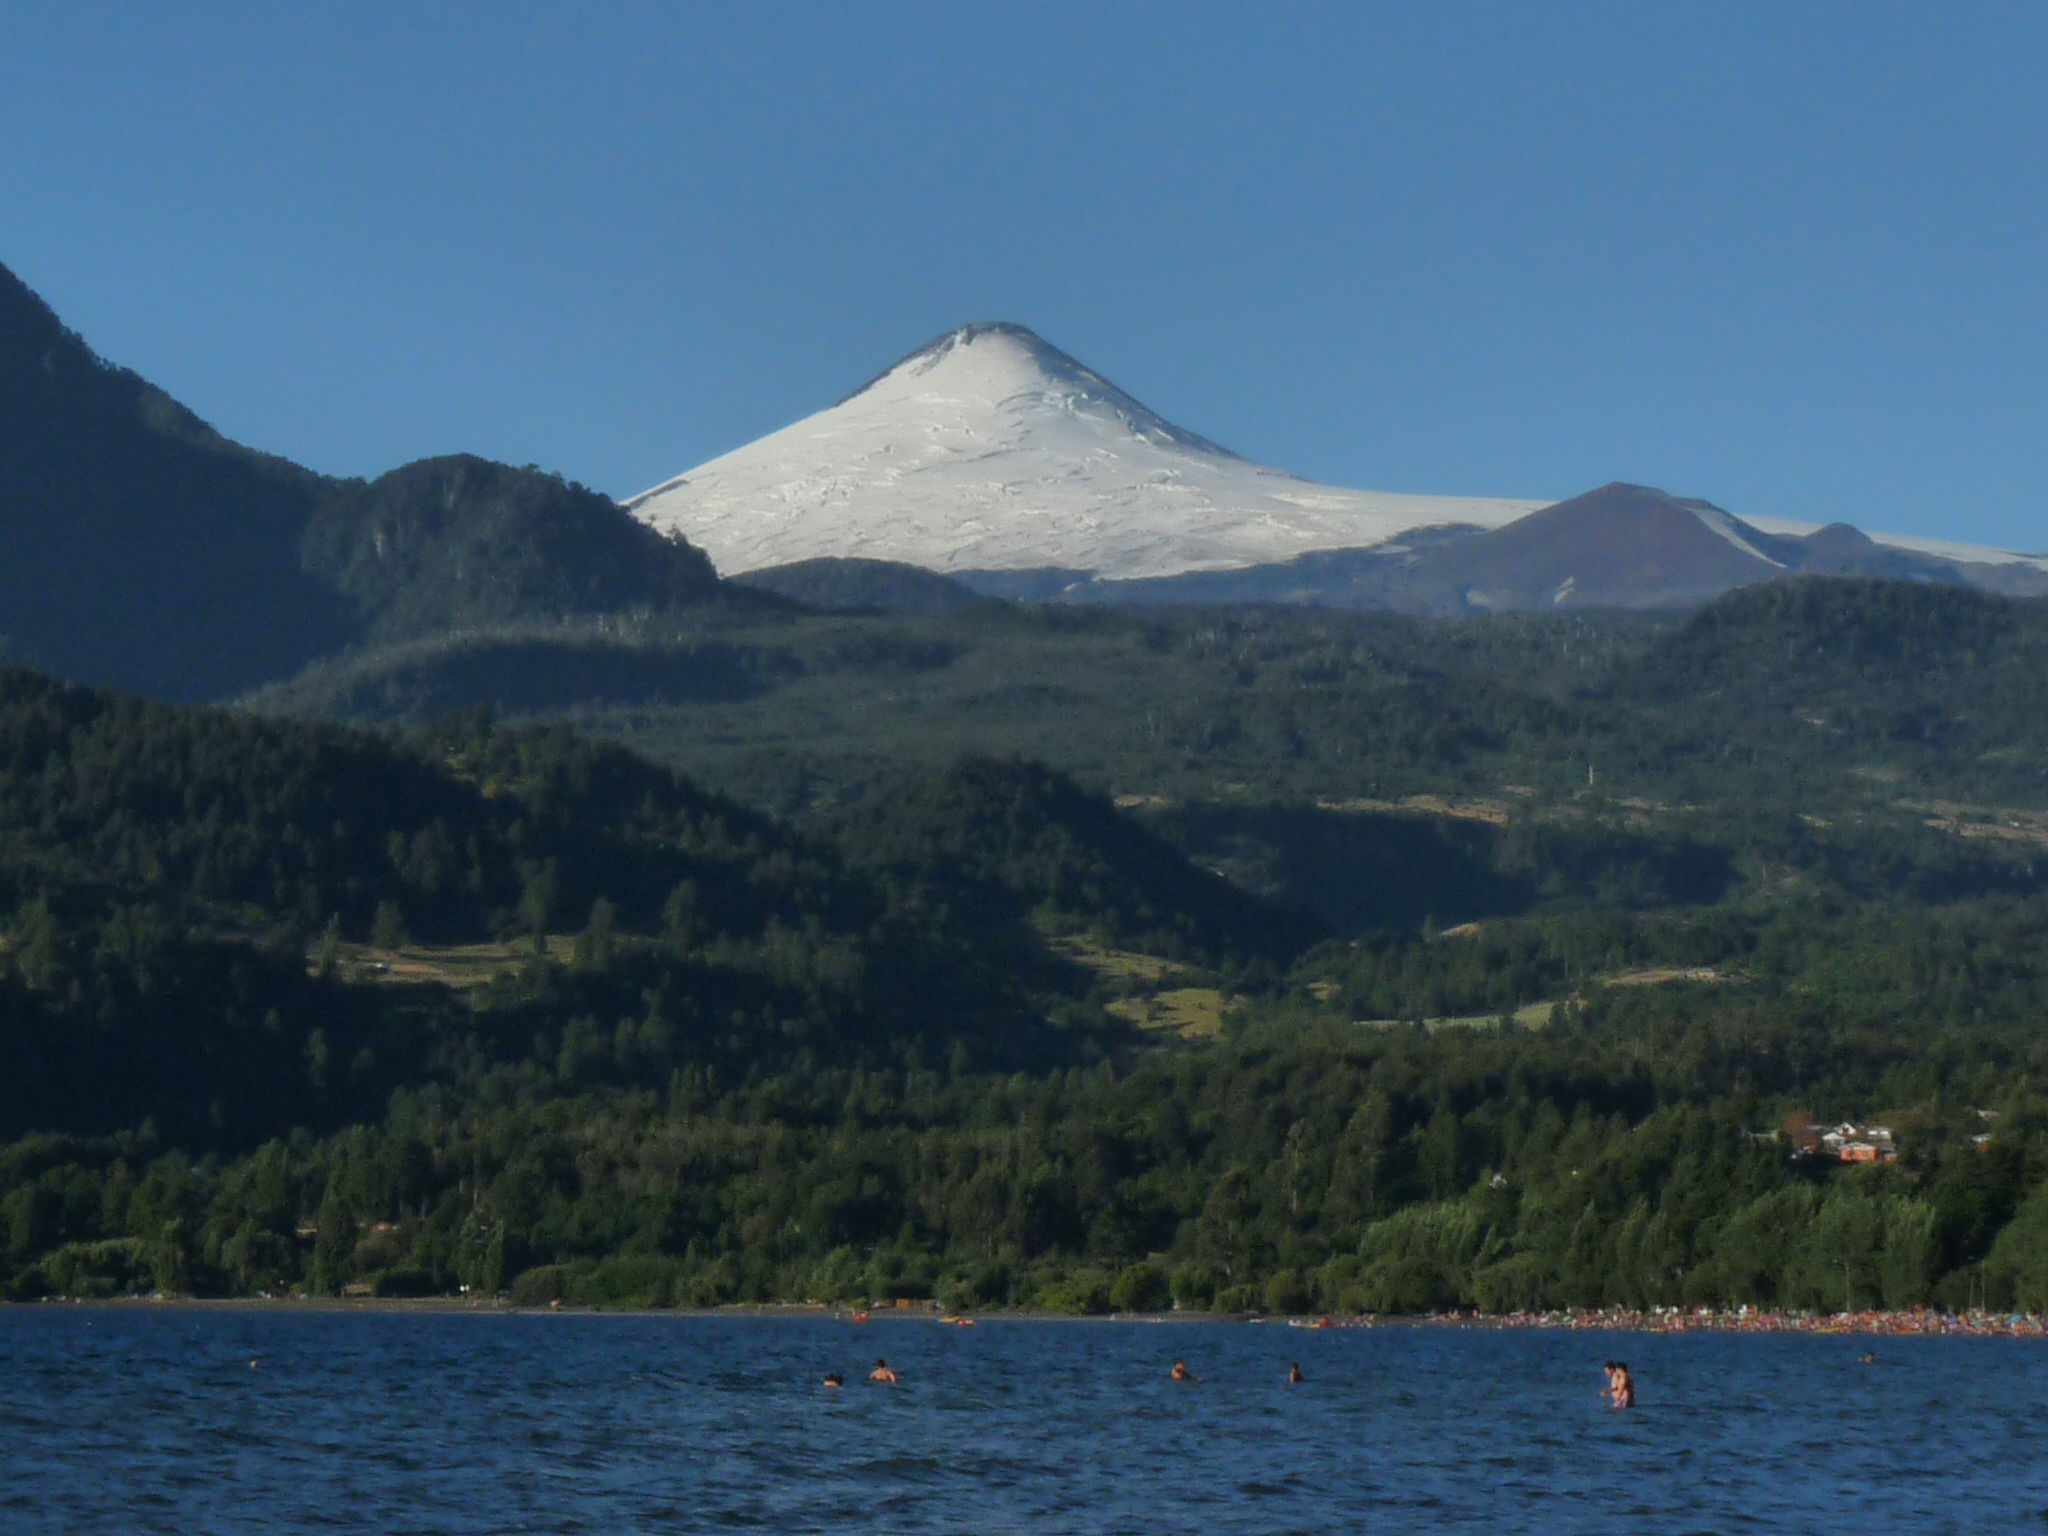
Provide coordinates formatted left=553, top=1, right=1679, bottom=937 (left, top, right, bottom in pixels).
left=628, top=322, right=2048, bottom=609
left=624, top=323, right=1544, bottom=582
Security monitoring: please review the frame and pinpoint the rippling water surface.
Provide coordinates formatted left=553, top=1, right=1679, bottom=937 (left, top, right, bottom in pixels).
left=3, top=1309, right=2043, bottom=1533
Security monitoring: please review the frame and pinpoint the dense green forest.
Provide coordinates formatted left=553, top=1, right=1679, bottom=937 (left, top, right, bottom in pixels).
left=12, top=578, right=2048, bottom=1312
left=12, top=902, right=2048, bottom=1313
left=254, top=578, right=2048, bottom=817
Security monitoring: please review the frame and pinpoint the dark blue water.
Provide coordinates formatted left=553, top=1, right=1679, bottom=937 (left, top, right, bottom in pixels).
left=2, top=1309, right=2042, bottom=1534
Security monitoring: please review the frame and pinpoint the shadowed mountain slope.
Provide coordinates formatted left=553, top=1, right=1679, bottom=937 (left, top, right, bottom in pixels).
left=303, top=455, right=724, bottom=643
left=0, top=261, right=738, bottom=700
left=1024, top=484, right=2039, bottom=614
left=0, top=263, right=349, bottom=698
left=1405, top=482, right=1797, bottom=611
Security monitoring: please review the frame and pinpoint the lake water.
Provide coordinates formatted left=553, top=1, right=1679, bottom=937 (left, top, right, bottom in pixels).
left=2, top=1308, right=2042, bottom=1534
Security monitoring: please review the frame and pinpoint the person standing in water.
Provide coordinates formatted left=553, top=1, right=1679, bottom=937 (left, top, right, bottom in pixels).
left=1288, top=1363, right=1304, bottom=1384
left=869, top=1358, right=898, bottom=1384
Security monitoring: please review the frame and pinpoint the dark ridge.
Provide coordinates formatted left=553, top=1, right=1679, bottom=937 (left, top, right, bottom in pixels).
left=0, top=259, right=352, bottom=699
left=302, top=454, right=722, bottom=643
left=733, top=557, right=985, bottom=613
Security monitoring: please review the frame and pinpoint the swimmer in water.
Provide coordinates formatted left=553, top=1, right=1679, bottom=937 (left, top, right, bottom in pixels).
left=1609, top=1361, right=1635, bottom=1409
left=1171, top=1360, right=1200, bottom=1383
left=823, top=1372, right=844, bottom=1388
left=869, top=1358, right=897, bottom=1384
left=1858, top=1350, right=1876, bottom=1365
left=1288, top=1363, right=1304, bottom=1384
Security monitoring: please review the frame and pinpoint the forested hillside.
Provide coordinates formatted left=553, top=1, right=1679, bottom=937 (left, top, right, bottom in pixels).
left=255, top=578, right=2048, bottom=815
left=14, top=567, right=2048, bottom=1313
left=828, top=756, right=1323, bottom=966
left=12, top=884, right=2048, bottom=1313
left=301, top=455, right=745, bottom=643
left=249, top=579, right=2048, bottom=952
left=1, top=669, right=1236, bottom=1154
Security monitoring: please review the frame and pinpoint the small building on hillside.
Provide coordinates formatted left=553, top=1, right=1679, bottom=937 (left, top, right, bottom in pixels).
left=1819, top=1123, right=1898, bottom=1164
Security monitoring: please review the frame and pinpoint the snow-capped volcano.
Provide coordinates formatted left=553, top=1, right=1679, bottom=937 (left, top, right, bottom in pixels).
left=627, top=322, right=2048, bottom=599
left=625, top=323, right=1546, bottom=580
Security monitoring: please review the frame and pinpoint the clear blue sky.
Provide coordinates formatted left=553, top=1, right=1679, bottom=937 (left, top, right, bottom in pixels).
left=4, top=2, right=2043, bottom=550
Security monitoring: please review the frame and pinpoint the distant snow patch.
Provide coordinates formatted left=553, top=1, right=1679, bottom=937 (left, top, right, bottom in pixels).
left=1690, top=506, right=1785, bottom=568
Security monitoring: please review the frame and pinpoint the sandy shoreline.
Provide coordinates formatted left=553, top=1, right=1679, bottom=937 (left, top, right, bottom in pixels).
left=7, top=1297, right=2044, bottom=1336
left=5, top=1297, right=1204, bottom=1324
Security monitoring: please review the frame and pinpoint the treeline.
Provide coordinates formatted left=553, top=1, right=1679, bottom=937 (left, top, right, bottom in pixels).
left=8, top=999, right=2048, bottom=1313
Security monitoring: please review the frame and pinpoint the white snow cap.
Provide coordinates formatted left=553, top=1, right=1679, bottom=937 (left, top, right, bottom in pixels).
left=625, top=322, right=1542, bottom=580
left=627, top=322, right=2047, bottom=582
